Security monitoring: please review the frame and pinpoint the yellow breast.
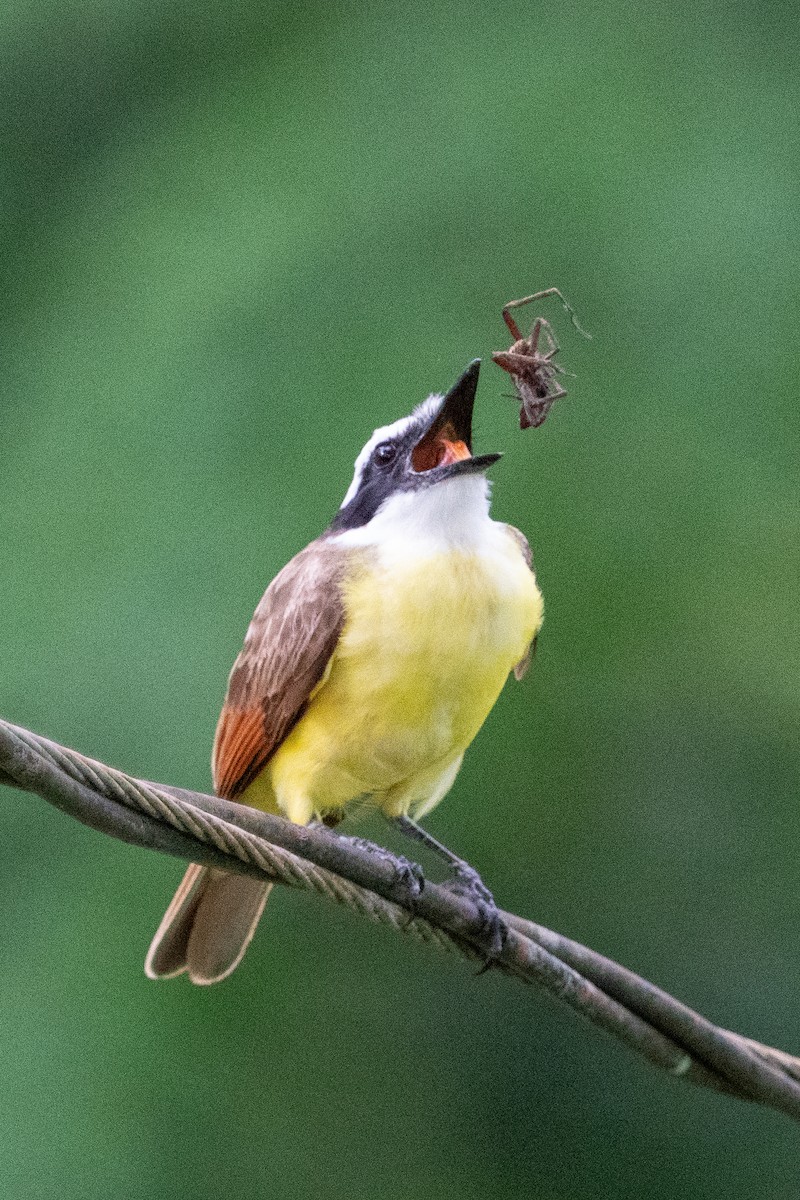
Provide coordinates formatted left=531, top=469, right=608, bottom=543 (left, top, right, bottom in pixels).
left=264, top=524, right=543, bottom=823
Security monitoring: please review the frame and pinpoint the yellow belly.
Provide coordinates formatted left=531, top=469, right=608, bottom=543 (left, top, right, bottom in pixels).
left=245, top=533, right=542, bottom=824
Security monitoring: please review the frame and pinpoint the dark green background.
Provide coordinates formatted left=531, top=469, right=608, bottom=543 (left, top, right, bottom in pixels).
left=2, top=1, right=799, bottom=1195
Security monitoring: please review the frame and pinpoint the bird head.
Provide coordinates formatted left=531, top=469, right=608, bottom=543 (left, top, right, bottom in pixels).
left=331, top=360, right=501, bottom=533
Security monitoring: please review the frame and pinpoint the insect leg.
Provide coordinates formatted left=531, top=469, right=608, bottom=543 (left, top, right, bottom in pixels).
left=501, top=306, right=523, bottom=340
left=502, top=288, right=592, bottom=339
left=535, top=317, right=560, bottom=359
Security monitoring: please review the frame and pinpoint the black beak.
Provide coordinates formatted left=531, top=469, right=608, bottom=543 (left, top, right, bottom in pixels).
left=413, top=358, right=502, bottom=477
left=427, top=358, right=482, bottom=449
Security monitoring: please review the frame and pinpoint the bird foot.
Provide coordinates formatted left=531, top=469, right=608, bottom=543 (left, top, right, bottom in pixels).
left=336, top=834, right=426, bottom=899
left=440, top=863, right=507, bottom=959
left=448, top=862, right=495, bottom=906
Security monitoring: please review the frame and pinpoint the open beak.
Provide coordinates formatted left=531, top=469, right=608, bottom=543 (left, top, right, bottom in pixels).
left=411, top=359, right=502, bottom=477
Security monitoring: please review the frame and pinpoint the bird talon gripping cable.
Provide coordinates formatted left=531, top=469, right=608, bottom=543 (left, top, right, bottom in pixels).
left=146, top=358, right=544, bottom=985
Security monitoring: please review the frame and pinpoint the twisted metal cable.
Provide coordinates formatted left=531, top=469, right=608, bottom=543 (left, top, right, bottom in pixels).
left=2, top=715, right=800, bottom=1122
left=2, top=721, right=461, bottom=957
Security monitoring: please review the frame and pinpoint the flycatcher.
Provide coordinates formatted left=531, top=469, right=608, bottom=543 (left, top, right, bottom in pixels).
left=146, top=360, right=543, bottom=983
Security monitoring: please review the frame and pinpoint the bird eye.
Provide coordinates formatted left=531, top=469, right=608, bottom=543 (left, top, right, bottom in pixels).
left=372, top=441, right=398, bottom=466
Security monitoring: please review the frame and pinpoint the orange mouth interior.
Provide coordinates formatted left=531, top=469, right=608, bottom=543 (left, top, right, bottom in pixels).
left=411, top=421, right=471, bottom=472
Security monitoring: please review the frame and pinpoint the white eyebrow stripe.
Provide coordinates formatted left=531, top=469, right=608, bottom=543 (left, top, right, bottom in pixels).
left=338, top=393, right=443, bottom=509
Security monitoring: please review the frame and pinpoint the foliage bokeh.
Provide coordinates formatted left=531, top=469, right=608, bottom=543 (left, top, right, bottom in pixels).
left=2, top=1, right=799, bottom=1196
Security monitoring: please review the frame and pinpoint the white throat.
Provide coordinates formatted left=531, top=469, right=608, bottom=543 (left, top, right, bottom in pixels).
left=331, top=474, right=493, bottom=552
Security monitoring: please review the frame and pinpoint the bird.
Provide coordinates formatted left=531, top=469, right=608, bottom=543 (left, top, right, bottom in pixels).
left=145, top=359, right=544, bottom=984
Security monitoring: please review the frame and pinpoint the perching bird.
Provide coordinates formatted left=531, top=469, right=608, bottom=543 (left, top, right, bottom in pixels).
left=145, top=360, right=543, bottom=984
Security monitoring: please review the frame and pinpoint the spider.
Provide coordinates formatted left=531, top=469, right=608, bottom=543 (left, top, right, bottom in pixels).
left=491, top=288, right=589, bottom=429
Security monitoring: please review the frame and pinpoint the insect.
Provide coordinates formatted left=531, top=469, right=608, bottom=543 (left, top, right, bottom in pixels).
left=492, top=288, right=590, bottom=429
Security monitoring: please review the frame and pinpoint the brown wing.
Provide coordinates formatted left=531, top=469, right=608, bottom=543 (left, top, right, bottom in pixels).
left=504, top=523, right=538, bottom=681
left=212, top=539, right=349, bottom=800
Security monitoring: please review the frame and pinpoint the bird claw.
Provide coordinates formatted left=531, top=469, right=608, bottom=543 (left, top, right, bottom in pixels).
left=449, top=862, right=496, bottom=906
left=472, top=903, right=508, bottom=963
left=391, top=854, right=426, bottom=898
left=441, top=864, right=507, bottom=959
left=336, top=834, right=425, bottom=900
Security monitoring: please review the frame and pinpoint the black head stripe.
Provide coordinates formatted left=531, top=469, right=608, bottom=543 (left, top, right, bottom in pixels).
left=328, top=407, right=439, bottom=533
left=327, top=377, right=481, bottom=534
left=328, top=436, right=412, bottom=532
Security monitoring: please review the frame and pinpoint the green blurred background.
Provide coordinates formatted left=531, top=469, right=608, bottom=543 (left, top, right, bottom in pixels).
left=2, top=0, right=799, bottom=1195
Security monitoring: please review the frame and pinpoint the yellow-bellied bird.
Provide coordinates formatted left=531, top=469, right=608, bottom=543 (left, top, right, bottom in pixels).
left=146, top=361, right=543, bottom=984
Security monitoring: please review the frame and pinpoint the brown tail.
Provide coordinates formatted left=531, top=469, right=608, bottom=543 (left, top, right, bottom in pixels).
left=144, top=864, right=272, bottom=985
